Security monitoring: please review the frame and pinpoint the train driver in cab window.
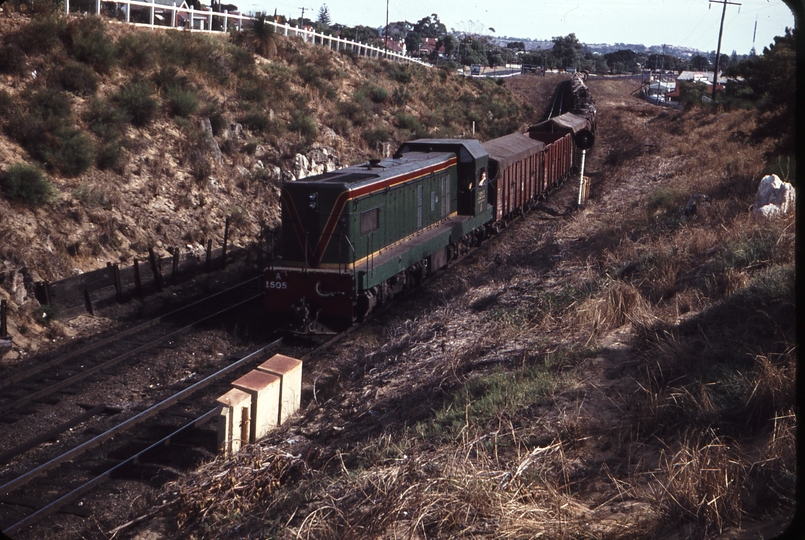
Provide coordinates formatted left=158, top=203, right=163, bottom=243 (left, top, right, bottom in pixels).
left=478, top=169, right=487, bottom=187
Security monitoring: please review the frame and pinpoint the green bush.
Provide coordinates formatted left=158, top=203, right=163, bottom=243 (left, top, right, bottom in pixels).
left=11, top=14, right=66, bottom=55
left=0, top=90, right=12, bottom=117
left=85, top=97, right=128, bottom=141
left=0, top=44, right=28, bottom=76
left=56, top=60, right=98, bottom=95
left=151, top=65, right=184, bottom=91
left=238, top=108, right=285, bottom=136
left=166, top=86, right=199, bottom=118
left=7, top=89, right=96, bottom=176
left=289, top=110, right=317, bottom=143
left=0, top=163, right=54, bottom=205
left=67, top=16, right=115, bottom=74
left=95, top=141, right=125, bottom=171
left=386, top=64, right=412, bottom=84
left=395, top=112, right=425, bottom=138
left=361, top=127, right=389, bottom=148
left=47, top=127, right=96, bottom=176
left=238, top=79, right=267, bottom=105
left=116, top=32, right=156, bottom=70
left=368, top=85, right=389, bottom=104
left=115, top=80, right=159, bottom=126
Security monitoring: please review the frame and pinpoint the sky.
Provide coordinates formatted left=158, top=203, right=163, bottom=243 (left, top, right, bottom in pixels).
left=240, top=0, right=798, bottom=55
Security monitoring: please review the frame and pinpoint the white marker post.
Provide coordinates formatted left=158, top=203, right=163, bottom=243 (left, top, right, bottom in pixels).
left=577, top=149, right=587, bottom=206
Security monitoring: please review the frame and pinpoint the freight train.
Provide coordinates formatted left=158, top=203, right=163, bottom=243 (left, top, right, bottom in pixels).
left=265, top=75, right=595, bottom=334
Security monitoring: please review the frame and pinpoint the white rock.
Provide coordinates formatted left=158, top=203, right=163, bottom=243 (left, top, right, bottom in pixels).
left=294, top=154, right=310, bottom=180
left=754, top=174, right=795, bottom=216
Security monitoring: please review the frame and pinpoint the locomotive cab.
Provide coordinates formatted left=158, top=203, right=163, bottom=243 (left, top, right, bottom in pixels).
left=395, top=139, right=489, bottom=218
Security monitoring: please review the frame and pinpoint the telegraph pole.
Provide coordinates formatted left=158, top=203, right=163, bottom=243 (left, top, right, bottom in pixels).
left=709, top=0, right=741, bottom=104
left=385, top=0, right=389, bottom=55
left=298, top=6, right=311, bottom=28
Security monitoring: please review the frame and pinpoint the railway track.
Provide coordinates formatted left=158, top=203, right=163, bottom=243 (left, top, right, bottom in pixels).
left=0, top=277, right=265, bottom=537
left=0, top=277, right=263, bottom=420
left=0, top=273, right=353, bottom=539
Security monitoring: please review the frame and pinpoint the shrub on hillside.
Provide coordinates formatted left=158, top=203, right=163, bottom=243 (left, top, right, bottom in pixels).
left=385, top=63, right=412, bottom=84
left=151, top=65, right=185, bottom=91
left=0, top=163, right=54, bottom=206
left=6, top=88, right=96, bottom=176
left=115, top=80, right=159, bottom=126
left=116, top=32, right=156, bottom=70
left=85, top=97, right=128, bottom=141
left=0, top=44, right=28, bottom=76
left=395, top=112, right=425, bottom=138
left=7, top=14, right=66, bottom=55
left=45, top=127, right=96, bottom=176
left=361, top=127, right=389, bottom=149
left=238, top=108, right=285, bottom=136
left=166, top=86, right=199, bottom=118
left=55, top=60, right=98, bottom=95
left=66, top=16, right=115, bottom=74
left=0, top=90, right=12, bottom=117
left=289, top=110, right=317, bottom=144
left=95, top=141, right=125, bottom=171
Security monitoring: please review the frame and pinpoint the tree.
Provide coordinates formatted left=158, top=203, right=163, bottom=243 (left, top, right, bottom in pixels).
left=550, top=33, right=583, bottom=69
left=507, top=41, right=525, bottom=51
left=405, top=32, right=423, bottom=57
left=691, top=55, right=710, bottom=70
left=317, top=5, right=330, bottom=25
left=725, top=28, right=796, bottom=154
left=413, top=14, right=446, bottom=38
left=252, top=13, right=278, bottom=58
left=436, top=34, right=458, bottom=59
left=603, top=49, right=639, bottom=74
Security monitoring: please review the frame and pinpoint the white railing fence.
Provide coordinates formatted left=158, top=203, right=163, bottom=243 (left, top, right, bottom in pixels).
left=64, top=0, right=430, bottom=67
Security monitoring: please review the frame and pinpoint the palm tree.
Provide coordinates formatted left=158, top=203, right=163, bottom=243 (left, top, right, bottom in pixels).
left=252, top=13, right=278, bottom=58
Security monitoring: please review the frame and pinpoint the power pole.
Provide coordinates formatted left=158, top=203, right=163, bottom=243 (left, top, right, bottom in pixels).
left=385, top=0, right=389, bottom=55
left=298, top=6, right=311, bottom=28
left=709, top=0, right=741, bottom=104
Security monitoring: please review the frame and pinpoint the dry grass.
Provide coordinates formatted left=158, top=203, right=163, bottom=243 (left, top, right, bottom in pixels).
left=142, top=72, right=797, bottom=540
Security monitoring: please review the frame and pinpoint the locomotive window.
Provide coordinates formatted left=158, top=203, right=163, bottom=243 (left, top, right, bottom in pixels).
left=360, top=208, right=380, bottom=236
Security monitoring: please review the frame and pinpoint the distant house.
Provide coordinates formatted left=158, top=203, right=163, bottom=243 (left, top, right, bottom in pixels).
left=676, top=70, right=728, bottom=91
left=385, top=39, right=405, bottom=54
left=419, top=37, right=444, bottom=59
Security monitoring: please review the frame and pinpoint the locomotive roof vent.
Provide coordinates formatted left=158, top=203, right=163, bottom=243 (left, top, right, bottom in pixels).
left=367, top=158, right=382, bottom=169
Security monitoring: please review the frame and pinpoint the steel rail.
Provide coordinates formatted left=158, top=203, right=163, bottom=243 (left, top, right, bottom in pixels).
left=2, top=407, right=221, bottom=536
left=0, top=405, right=110, bottom=466
left=0, top=293, right=263, bottom=416
left=0, top=339, right=282, bottom=497
left=0, top=276, right=261, bottom=391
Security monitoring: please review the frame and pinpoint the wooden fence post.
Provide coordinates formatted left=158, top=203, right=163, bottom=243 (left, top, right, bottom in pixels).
left=222, top=217, right=230, bottom=269
left=148, top=247, right=163, bottom=291
left=133, top=259, right=143, bottom=298
left=257, top=225, right=264, bottom=271
left=172, top=248, right=180, bottom=284
left=108, top=262, right=124, bottom=303
left=206, top=239, right=213, bottom=273
left=42, top=280, right=52, bottom=306
left=84, top=289, right=95, bottom=316
left=1, top=300, right=8, bottom=338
